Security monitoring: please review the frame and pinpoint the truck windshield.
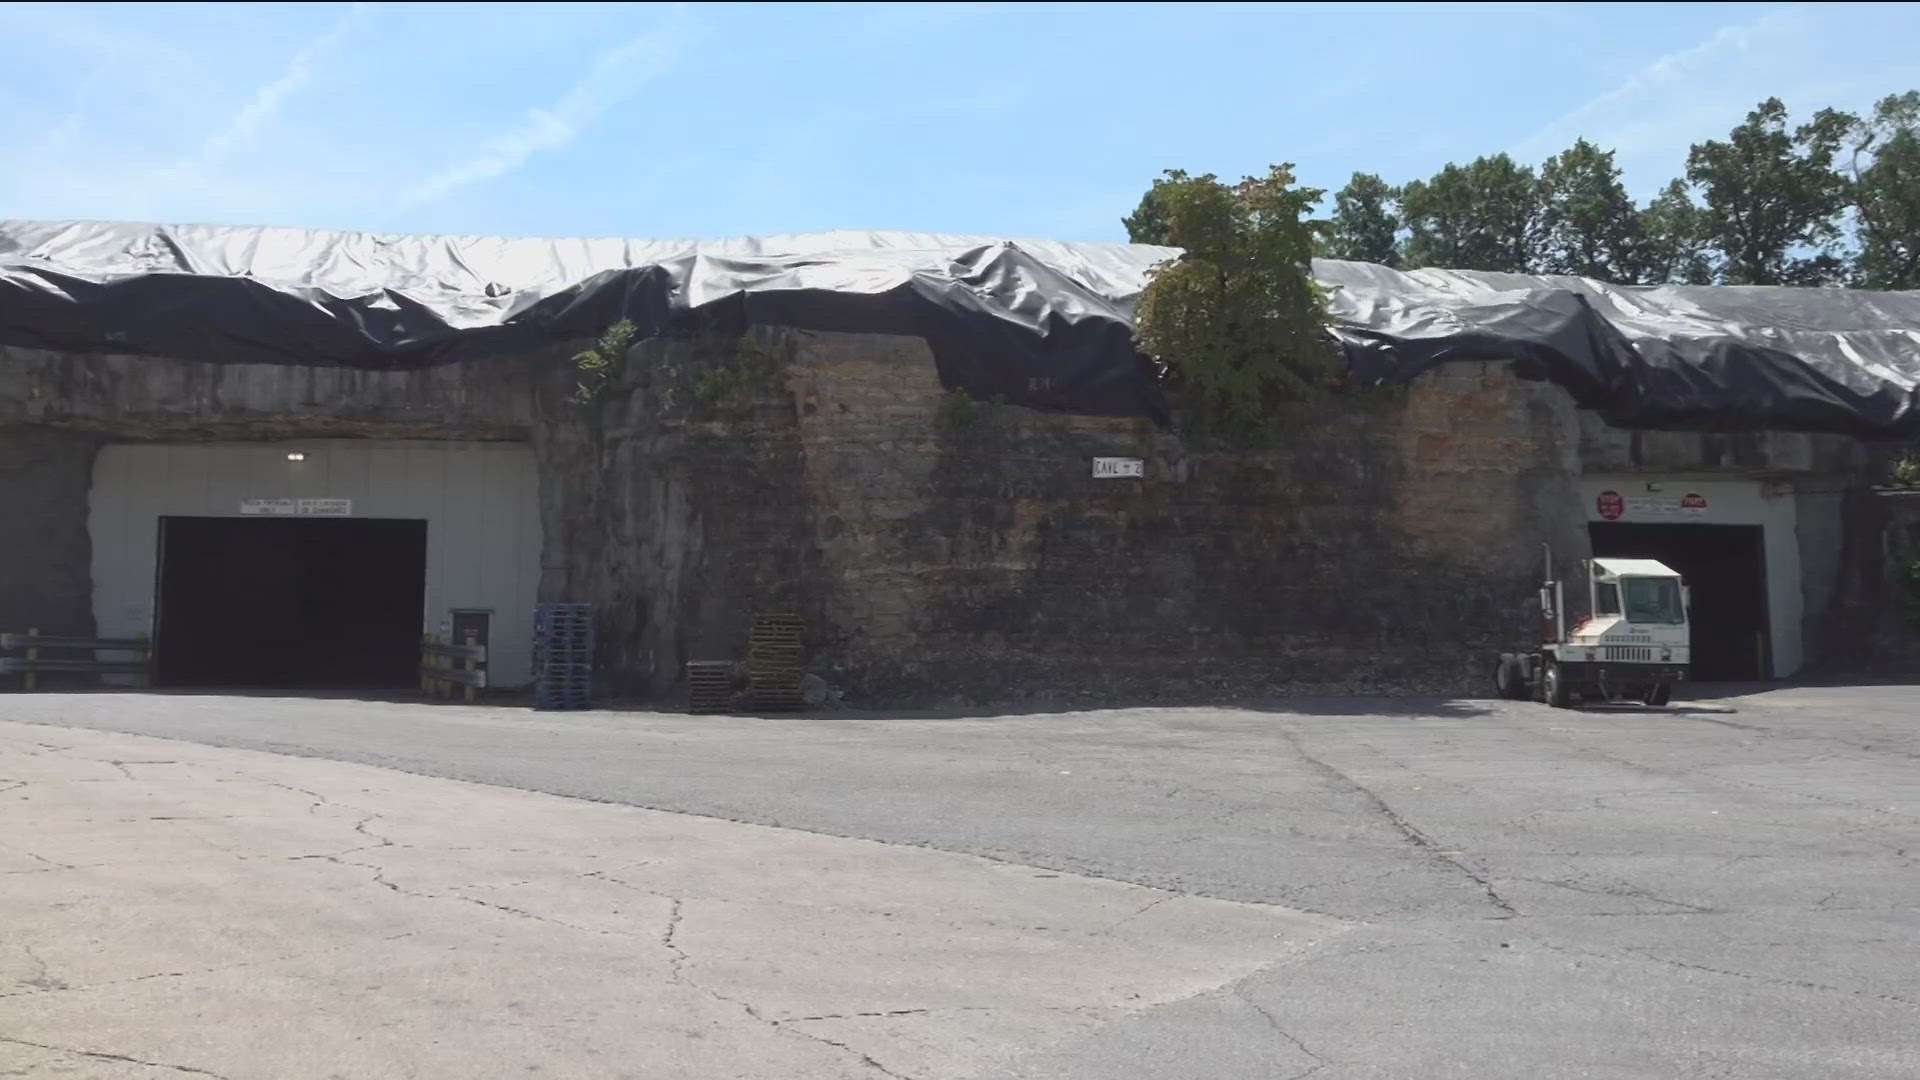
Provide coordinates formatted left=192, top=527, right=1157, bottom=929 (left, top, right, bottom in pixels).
left=1622, top=577, right=1684, bottom=624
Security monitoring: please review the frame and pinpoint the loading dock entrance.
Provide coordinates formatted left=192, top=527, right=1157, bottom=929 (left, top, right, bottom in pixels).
left=154, top=517, right=426, bottom=689
left=1589, top=522, right=1768, bottom=681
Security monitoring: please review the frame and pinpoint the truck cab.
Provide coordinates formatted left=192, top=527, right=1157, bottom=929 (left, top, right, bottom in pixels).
left=1496, top=555, right=1691, bottom=708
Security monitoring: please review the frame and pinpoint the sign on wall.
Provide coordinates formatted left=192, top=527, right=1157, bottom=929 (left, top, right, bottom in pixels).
left=1595, top=490, right=1706, bottom=521
left=1092, top=457, right=1144, bottom=479
left=238, top=498, right=353, bottom=516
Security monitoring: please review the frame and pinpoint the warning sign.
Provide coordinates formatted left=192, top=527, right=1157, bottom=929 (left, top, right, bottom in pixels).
left=1595, top=489, right=1711, bottom=520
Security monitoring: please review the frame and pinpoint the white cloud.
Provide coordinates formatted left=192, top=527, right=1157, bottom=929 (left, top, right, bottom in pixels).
left=397, top=25, right=684, bottom=210
left=195, top=2, right=377, bottom=169
left=1509, top=5, right=1813, bottom=193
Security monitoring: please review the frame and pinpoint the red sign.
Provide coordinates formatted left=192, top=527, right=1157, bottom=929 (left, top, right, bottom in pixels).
left=1596, top=490, right=1625, bottom=520
left=1682, top=492, right=1707, bottom=511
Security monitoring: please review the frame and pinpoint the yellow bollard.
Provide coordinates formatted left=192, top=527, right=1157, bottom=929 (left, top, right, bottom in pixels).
left=24, top=627, right=38, bottom=692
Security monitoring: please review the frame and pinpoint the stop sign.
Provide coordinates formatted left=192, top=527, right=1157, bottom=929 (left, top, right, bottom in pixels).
left=1597, top=490, right=1625, bottom=520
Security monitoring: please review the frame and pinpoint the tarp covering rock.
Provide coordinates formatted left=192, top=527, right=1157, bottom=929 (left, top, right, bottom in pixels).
left=1317, top=261, right=1920, bottom=441
left=0, top=220, right=1173, bottom=421
left=4, top=219, right=1918, bottom=437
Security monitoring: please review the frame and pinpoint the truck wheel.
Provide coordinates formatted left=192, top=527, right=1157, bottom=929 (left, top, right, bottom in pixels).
left=1542, top=659, right=1572, bottom=709
left=1494, top=655, right=1527, bottom=700
left=1645, top=682, right=1672, bottom=707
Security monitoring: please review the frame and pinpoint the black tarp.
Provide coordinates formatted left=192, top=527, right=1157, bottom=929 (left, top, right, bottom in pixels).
left=4, top=219, right=1919, bottom=437
left=0, top=220, right=1173, bottom=421
left=1316, top=261, right=1920, bottom=441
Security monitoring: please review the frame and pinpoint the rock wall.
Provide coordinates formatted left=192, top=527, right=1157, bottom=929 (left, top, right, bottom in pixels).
left=535, top=331, right=1593, bottom=704
left=5, top=334, right=1893, bottom=704
left=0, top=345, right=535, bottom=440
left=0, top=426, right=98, bottom=638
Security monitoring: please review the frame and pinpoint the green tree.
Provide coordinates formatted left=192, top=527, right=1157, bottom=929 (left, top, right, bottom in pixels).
left=1686, top=97, right=1854, bottom=285
left=1401, top=153, right=1540, bottom=273
left=1848, top=91, right=1920, bottom=289
left=1636, top=180, right=1715, bottom=285
left=1132, top=165, right=1337, bottom=430
left=1536, top=139, right=1640, bottom=280
left=1121, top=174, right=1181, bottom=244
left=1324, top=172, right=1402, bottom=266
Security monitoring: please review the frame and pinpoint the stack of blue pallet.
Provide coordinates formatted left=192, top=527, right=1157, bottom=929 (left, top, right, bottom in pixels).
left=533, top=603, right=594, bottom=710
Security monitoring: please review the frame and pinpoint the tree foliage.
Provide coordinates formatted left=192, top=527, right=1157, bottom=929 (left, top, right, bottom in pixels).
left=1132, top=165, right=1337, bottom=431
left=1121, top=176, right=1178, bottom=245
left=569, top=319, right=637, bottom=404
left=1324, top=172, right=1402, bottom=266
left=1849, top=91, right=1920, bottom=289
left=1128, top=88, right=1919, bottom=296
left=1635, top=179, right=1715, bottom=285
left=1536, top=139, right=1640, bottom=280
left=1685, top=97, right=1853, bottom=285
left=1401, top=154, right=1539, bottom=273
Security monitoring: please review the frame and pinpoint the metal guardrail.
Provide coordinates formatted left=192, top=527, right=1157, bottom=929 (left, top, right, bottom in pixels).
left=421, top=636, right=488, bottom=702
left=2, top=629, right=152, bottom=690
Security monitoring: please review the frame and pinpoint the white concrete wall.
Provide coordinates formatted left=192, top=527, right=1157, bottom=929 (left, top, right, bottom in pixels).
left=89, top=440, right=540, bottom=686
left=1578, top=476, right=1803, bottom=677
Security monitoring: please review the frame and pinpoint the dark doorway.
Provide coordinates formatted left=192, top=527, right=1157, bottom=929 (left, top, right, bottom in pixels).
left=1589, top=522, right=1768, bottom=681
left=155, top=517, right=427, bottom=688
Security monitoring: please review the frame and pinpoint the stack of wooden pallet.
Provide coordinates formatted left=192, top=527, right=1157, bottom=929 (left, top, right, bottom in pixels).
left=685, top=660, right=735, bottom=714
left=533, top=603, right=593, bottom=710
left=747, top=614, right=805, bottom=710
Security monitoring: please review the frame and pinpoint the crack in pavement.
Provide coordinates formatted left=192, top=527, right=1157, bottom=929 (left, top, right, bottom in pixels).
left=0, top=1035, right=231, bottom=1078
left=0, top=840, right=73, bottom=873
left=1096, top=895, right=1171, bottom=935
left=644, top=893, right=918, bottom=1078
left=1510, top=876, right=1719, bottom=914
left=312, top=849, right=633, bottom=939
left=1236, top=991, right=1330, bottom=1080
left=1669, top=712, right=1920, bottom=763
left=15, top=944, right=65, bottom=993
left=1533, top=941, right=1920, bottom=1009
left=1617, top=947, right=1920, bottom=1009
left=779, top=1005, right=1100, bottom=1024
left=263, top=793, right=649, bottom=942
left=1273, top=726, right=1517, bottom=918
left=0, top=935, right=420, bottom=1003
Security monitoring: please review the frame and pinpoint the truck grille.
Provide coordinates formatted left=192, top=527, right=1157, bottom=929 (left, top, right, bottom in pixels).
left=1603, top=646, right=1655, bottom=662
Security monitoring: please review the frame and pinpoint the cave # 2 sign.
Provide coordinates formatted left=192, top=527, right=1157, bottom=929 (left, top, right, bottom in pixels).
left=1092, top=457, right=1144, bottom=479
left=239, top=498, right=354, bottom=516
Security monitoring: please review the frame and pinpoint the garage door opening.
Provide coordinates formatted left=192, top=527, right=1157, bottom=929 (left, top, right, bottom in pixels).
left=154, top=517, right=427, bottom=689
left=1589, top=522, right=1768, bottom=681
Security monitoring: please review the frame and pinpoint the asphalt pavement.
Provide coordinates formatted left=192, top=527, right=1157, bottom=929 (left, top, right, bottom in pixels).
left=2, top=684, right=1915, bottom=1078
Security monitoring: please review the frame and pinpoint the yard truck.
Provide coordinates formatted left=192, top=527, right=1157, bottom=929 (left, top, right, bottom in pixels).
left=1494, top=549, right=1690, bottom=708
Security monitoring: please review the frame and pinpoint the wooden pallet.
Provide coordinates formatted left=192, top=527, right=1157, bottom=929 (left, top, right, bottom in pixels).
left=746, top=614, right=806, bottom=710
left=686, top=660, right=735, bottom=714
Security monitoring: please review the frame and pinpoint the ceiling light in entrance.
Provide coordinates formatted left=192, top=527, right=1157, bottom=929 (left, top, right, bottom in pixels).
left=286, top=451, right=306, bottom=462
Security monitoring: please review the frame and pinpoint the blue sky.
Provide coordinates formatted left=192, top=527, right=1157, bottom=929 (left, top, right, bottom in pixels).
left=3, top=2, right=1918, bottom=243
